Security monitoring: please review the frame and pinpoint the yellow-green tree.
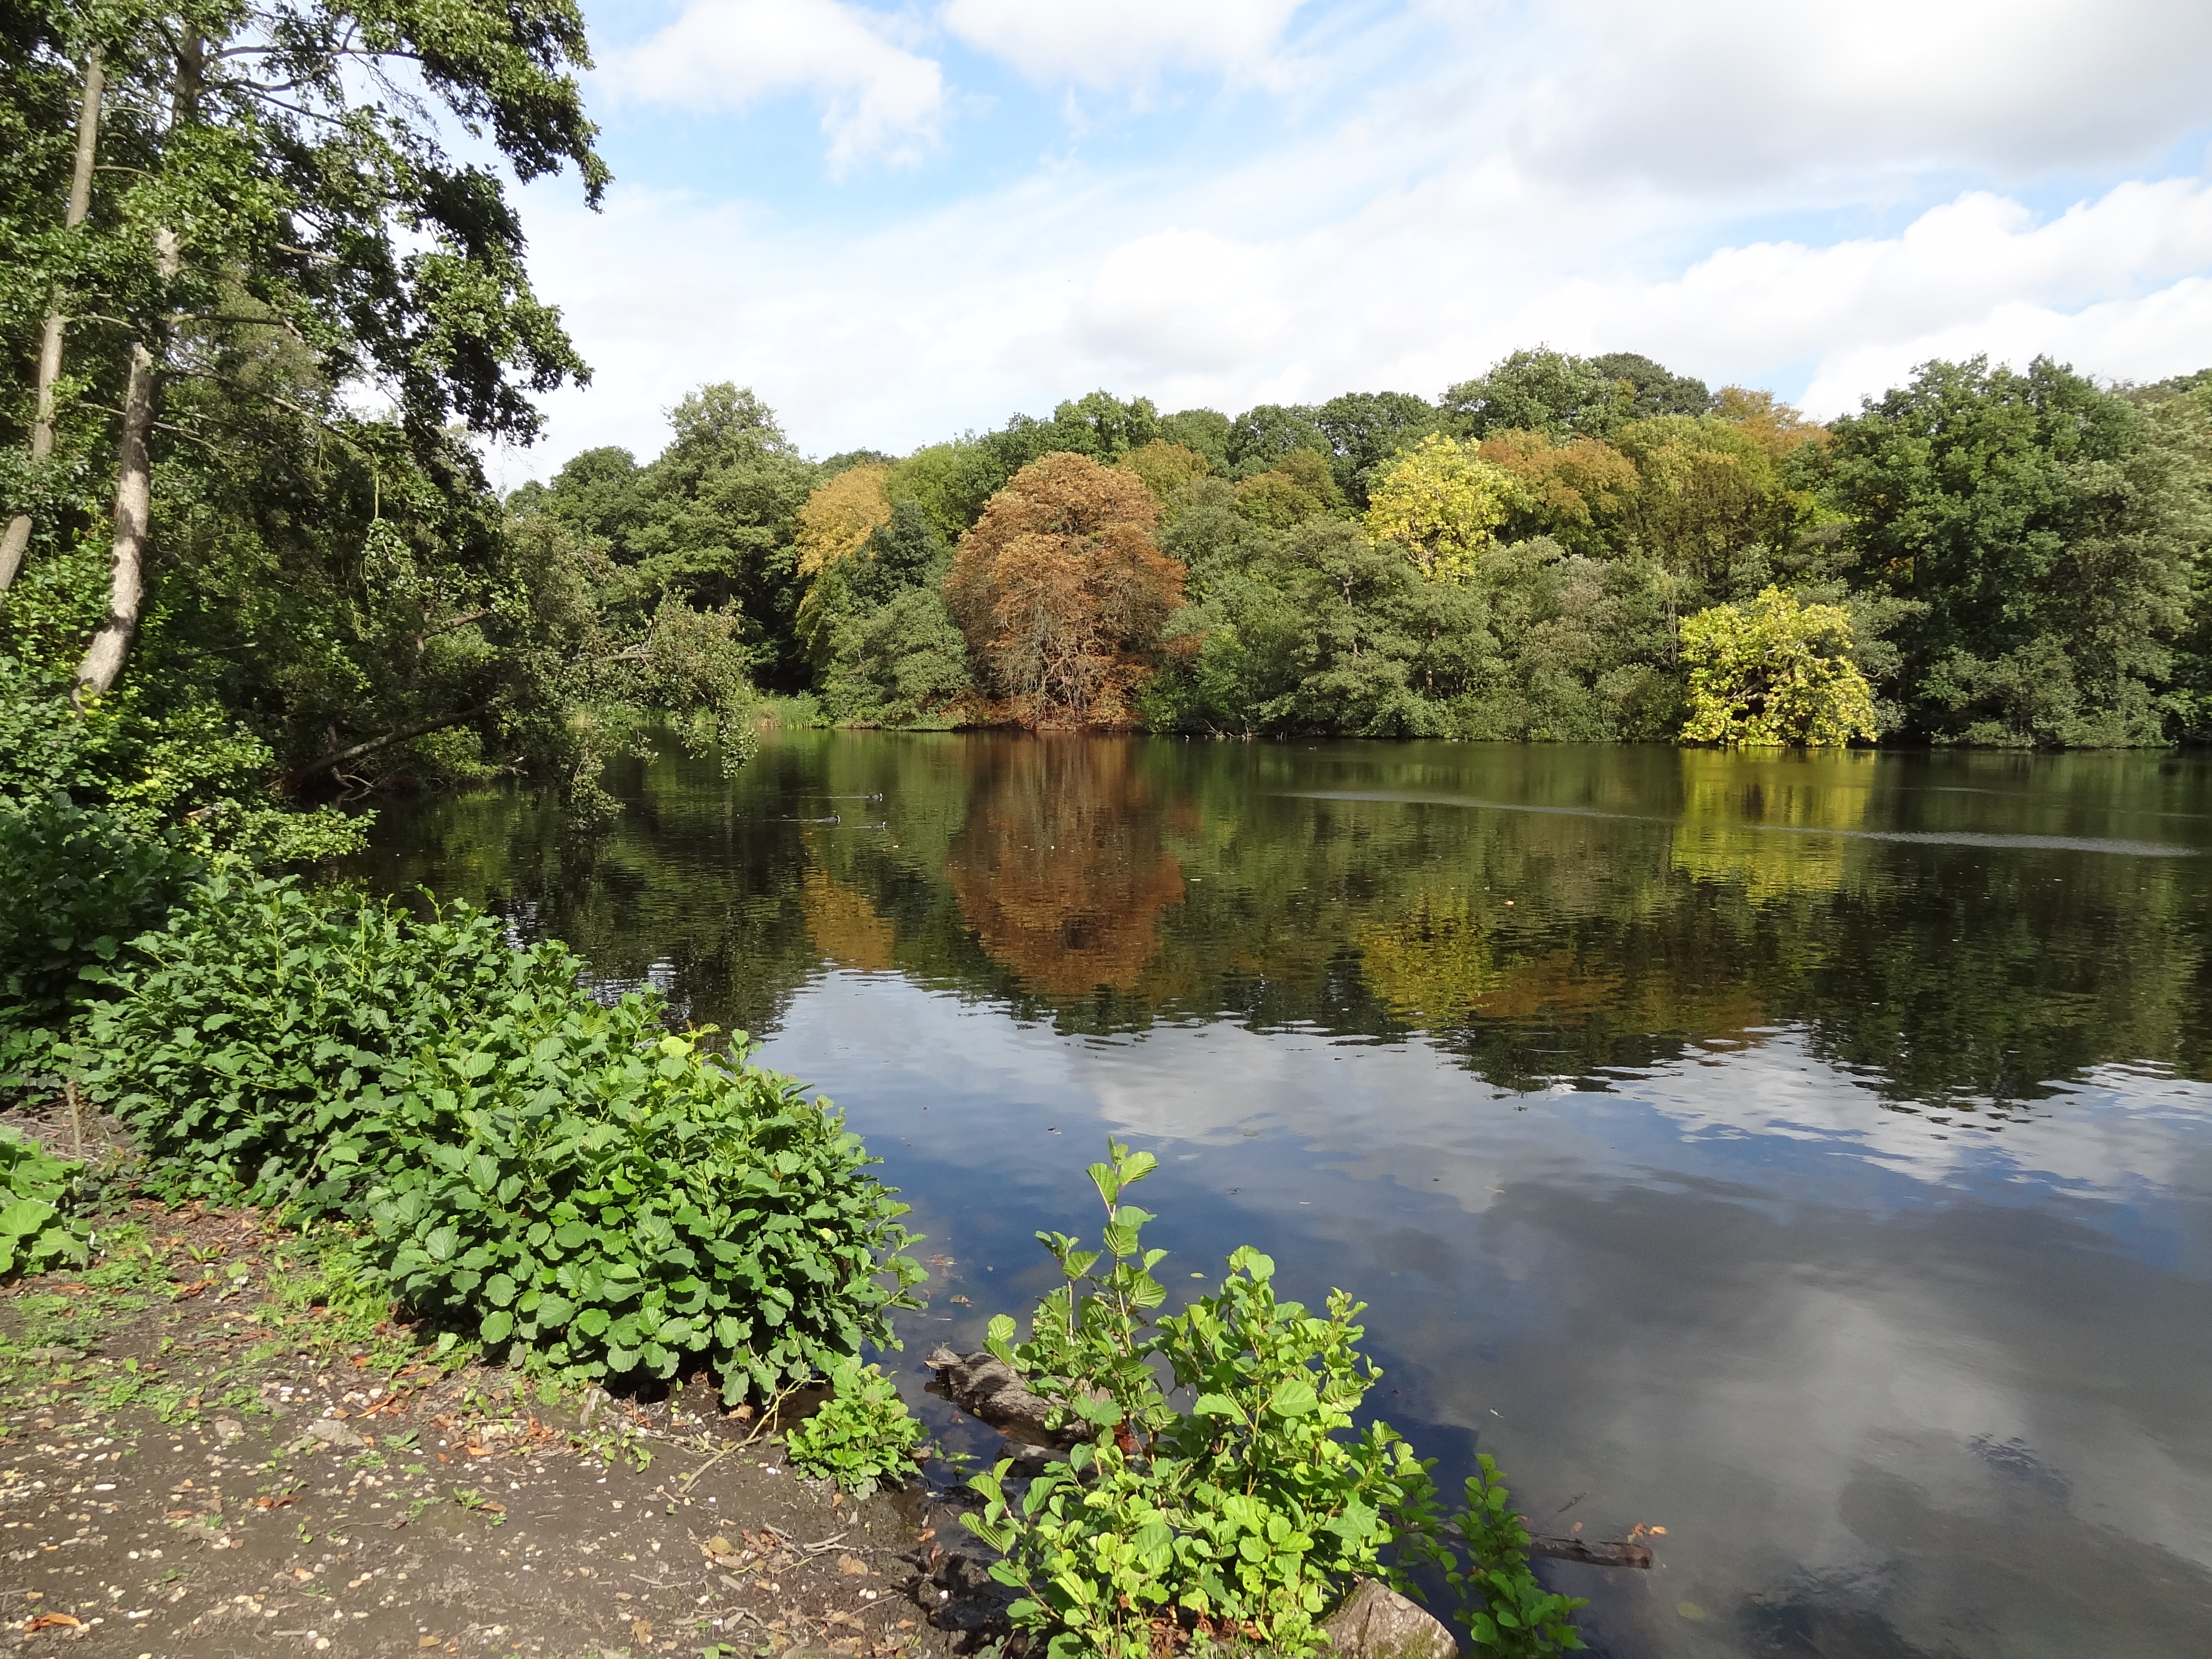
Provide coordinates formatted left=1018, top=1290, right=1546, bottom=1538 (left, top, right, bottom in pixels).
left=795, top=464, right=893, bottom=578
left=1363, top=433, right=1518, bottom=579
left=1679, top=588, right=1878, bottom=747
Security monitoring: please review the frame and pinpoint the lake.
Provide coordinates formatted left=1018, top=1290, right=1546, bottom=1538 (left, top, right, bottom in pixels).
left=355, top=733, right=2212, bottom=1658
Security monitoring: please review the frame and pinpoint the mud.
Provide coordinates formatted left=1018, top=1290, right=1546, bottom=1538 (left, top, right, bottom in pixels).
left=0, top=1201, right=1000, bottom=1659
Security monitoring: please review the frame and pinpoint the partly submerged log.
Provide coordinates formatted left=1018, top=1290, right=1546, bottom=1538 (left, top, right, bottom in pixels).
left=924, top=1347, right=1082, bottom=1451
left=1527, top=1536, right=1653, bottom=1569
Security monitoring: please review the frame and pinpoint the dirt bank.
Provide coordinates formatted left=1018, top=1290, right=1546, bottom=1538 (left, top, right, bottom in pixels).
left=0, top=1200, right=991, bottom=1659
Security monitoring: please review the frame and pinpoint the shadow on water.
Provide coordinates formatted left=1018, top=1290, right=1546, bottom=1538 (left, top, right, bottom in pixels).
left=354, top=735, right=2212, bottom=1659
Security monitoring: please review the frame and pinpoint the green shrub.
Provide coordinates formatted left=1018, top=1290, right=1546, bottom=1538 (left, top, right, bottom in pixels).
left=784, top=1358, right=927, bottom=1495
left=0, top=797, right=199, bottom=1059
left=84, top=873, right=925, bottom=1400
left=83, top=869, right=569, bottom=1206
left=360, top=1001, right=923, bottom=1401
left=962, top=1142, right=1442, bottom=1659
left=0, top=1129, right=92, bottom=1279
left=1441, top=1456, right=1587, bottom=1655
left=964, top=1141, right=1587, bottom=1659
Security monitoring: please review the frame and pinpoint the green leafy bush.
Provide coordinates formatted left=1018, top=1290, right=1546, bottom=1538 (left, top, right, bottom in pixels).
left=83, top=873, right=924, bottom=1400
left=82, top=870, right=568, bottom=1204
left=784, top=1358, right=927, bottom=1495
left=963, top=1142, right=1441, bottom=1659
left=0, top=1129, right=93, bottom=1279
left=963, top=1142, right=1588, bottom=1659
left=361, top=1003, right=923, bottom=1401
left=0, top=797, right=199, bottom=1058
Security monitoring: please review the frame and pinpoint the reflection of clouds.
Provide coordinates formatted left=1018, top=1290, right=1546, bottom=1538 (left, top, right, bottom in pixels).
left=761, top=972, right=2212, bottom=1654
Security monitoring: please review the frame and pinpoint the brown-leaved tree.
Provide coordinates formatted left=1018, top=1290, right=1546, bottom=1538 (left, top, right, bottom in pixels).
left=947, top=453, right=1184, bottom=726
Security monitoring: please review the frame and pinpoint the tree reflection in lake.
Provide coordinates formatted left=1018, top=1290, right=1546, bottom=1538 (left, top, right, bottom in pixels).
left=353, top=734, right=2212, bottom=1659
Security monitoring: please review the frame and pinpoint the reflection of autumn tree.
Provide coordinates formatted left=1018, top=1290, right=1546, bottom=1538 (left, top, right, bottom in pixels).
left=1356, top=893, right=1501, bottom=1028
left=947, top=454, right=1185, bottom=727
left=801, top=869, right=898, bottom=972
left=946, top=738, right=1187, bottom=996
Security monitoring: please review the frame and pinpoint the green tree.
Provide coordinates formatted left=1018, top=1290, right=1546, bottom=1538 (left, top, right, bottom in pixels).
left=1825, top=357, right=2206, bottom=745
left=1613, top=415, right=1811, bottom=598
left=1587, top=352, right=1713, bottom=420
left=1, top=0, right=605, bottom=696
left=1679, top=587, right=1878, bottom=747
left=540, top=385, right=819, bottom=688
left=1442, top=349, right=1632, bottom=441
left=1226, top=403, right=1330, bottom=478
left=1156, top=408, right=1232, bottom=472
left=1049, top=390, right=1160, bottom=462
left=1315, top=391, right=1442, bottom=507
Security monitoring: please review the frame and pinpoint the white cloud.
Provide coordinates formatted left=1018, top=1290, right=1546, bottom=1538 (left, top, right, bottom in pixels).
left=1468, top=0, right=2212, bottom=188
left=942, top=0, right=1310, bottom=89
left=504, top=158, right=2212, bottom=481
left=597, top=0, right=945, bottom=171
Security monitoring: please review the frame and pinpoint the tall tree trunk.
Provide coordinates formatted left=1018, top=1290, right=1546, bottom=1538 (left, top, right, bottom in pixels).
left=74, top=337, right=155, bottom=697
left=0, top=48, right=103, bottom=592
left=76, top=35, right=196, bottom=695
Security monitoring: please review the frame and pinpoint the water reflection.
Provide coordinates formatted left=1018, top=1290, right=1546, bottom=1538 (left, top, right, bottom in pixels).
left=353, top=736, right=2212, bottom=1658
left=945, top=739, right=1187, bottom=997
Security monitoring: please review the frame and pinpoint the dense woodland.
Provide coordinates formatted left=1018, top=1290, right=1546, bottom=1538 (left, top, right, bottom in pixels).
left=5, top=0, right=2212, bottom=826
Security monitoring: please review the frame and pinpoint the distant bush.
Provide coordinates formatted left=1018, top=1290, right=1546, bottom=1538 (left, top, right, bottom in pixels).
left=83, top=873, right=923, bottom=1401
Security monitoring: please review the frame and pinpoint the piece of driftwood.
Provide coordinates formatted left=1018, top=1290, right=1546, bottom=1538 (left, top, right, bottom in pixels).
left=924, top=1347, right=1083, bottom=1451
left=1527, top=1536, right=1653, bottom=1569
left=927, top=1348, right=1657, bottom=1572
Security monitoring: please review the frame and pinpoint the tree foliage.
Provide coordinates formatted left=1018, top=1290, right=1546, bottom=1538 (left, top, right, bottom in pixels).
left=1365, top=434, right=1518, bottom=580
left=1826, top=356, right=2207, bottom=745
left=947, top=454, right=1185, bottom=726
left=1680, top=587, right=1878, bottom=747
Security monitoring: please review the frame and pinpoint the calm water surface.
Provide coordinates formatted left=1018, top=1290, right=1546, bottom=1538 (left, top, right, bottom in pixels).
left=356, top=735, right=2212, bottom=1659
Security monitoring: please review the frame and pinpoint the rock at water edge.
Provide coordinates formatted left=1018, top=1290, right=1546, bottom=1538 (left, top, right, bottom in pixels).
left=1321, top=1579, right=1458, bottom=1659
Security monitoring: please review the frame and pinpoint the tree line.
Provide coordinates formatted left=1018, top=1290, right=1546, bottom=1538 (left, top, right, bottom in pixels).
left=523, top=352, right=2212, bottom=752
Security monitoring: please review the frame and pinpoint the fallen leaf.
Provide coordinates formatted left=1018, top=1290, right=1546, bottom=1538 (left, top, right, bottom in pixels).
left=418, top=1638, right=442, bottom=1649
left=25, top=1612, right=83, bottom=1631
left=631, top=1619, right=654, bottom=1642
left=838, top=1555, right=869, bottom=1576
left=173, top=1278, right=213, bottom=1299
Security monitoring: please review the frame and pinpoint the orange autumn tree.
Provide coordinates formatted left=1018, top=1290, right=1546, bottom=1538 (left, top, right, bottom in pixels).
left=947, top=452, right=1186, bottom=726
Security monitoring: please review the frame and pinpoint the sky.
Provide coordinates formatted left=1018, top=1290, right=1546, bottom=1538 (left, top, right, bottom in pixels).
left=493, top=0, right=2212, bottom=479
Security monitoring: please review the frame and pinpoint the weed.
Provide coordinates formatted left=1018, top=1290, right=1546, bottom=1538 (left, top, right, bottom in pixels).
left=452, top=1486, right=507, bottom=1525
left=783, top=1358, right=925, bottom=1496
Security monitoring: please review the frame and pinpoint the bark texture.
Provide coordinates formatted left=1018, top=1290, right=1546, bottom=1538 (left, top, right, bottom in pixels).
left=0, top=48, right=103, bottom=590
left=74, top=340, right=155, bottom=696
